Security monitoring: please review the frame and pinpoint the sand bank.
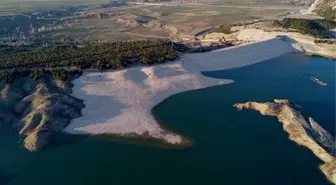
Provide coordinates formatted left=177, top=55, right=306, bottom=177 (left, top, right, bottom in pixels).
left=65, top=39, right=292, bottom=144
left=236, top=28, right=336, bottom=59
left=64, top=62, right=230, bottom=144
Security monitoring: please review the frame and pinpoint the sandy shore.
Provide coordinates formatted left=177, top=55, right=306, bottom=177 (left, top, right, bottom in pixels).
left=64, top=38, right=292, bottom=144
left=237, top=28, right=336, bottom=58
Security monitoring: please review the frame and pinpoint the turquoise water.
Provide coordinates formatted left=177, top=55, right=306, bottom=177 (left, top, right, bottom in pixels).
left=1, top=54, right=334, bottom=185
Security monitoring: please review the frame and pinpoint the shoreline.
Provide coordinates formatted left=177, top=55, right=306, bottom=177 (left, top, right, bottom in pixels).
left=64, top=38, right=292, bottom=145
left=63, top=62, right=231, bottom=144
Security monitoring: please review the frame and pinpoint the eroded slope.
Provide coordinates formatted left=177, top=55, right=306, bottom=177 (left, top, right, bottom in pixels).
left=0, top=75, right=84, bottom=151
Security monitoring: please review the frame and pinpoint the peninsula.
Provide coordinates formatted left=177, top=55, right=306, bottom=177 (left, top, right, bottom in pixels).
left=233, top=100, right=336, bottom=184
left=64, top=38, right=291, bottom=144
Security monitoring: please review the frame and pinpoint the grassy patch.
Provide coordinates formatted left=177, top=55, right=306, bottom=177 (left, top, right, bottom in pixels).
left=208, top=25, right=234, bottom=34
left=152, top=6, right=191, bottom=16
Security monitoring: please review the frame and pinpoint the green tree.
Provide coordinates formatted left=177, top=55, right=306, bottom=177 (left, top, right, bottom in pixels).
left=29, top=68, right=44, bottom=80
left=51, top=69, right=68, bottom=81
left=0, top=71, right=14, bottom=84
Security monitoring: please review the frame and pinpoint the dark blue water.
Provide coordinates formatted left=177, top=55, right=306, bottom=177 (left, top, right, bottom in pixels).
left=1, top=54, right=334, bottom=185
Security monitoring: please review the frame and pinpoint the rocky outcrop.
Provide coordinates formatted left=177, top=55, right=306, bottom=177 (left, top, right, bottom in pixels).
left=115, top=18, right=178, bottom=36
left=145, top=20, right=178, bottom=36
left=0, top=76, right=85, bottom=151
left=307, top=0, right=336, bottom=16
left=233, top=99, right=336, bottom=184
left=116, top=18, right=140, bottom=27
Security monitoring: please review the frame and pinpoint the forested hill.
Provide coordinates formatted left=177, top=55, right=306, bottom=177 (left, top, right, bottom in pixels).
left=0, top=40, right=177, bottom=70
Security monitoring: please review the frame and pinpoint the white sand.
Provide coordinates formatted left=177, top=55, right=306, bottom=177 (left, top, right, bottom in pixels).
left=65, top=39, right=292, bottom=144
left=203, top=28, right=336, bottom=59
left=236, top=29, right=336, bottom=59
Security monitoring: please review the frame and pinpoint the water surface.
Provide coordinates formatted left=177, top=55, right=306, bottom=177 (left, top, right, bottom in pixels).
left=1, top=54, right=334, bottom=185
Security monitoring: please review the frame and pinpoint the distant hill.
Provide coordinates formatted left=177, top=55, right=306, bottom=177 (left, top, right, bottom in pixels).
left=254, top=0, right=335, bottom=19
left=249, top=0, right=314, bottom=5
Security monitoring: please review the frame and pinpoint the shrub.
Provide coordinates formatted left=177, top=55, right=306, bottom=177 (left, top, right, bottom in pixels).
left=51, top=69, right=68, bottom=81
left=314, top=39, right=335, bottom=44
left=0, top=71, right=14, bottom=84
left=29, top=68, right=44, bottom=80
left=314, top=19, right=336, bottom=29
left=209, top=25, right=233, bottom=34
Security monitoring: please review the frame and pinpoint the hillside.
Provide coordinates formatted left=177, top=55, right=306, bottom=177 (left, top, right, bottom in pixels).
left=307, top=0, right=336, bottom=19
left=0, top=72, right=85, bottom=151
left=254, top=0, right=314, bottom=5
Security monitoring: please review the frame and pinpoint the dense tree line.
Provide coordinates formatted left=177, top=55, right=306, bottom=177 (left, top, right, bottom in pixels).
left=273, top=18, right=336, bottom=39
left=0, top=40, right=177, bottom=70
left=0, top=45, right=30, bottom=55
left=0, top=68, right=82, bottom=84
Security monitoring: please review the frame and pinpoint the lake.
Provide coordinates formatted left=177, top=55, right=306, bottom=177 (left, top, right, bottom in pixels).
left=1, top=53, right=334, bottom=185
